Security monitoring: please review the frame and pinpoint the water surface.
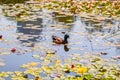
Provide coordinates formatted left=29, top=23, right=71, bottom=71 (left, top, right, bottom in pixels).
left=0, top=9, right=120, bottom=71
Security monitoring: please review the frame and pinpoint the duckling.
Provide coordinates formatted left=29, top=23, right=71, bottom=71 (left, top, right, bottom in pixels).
left=52, top=34, right=69, bottom=44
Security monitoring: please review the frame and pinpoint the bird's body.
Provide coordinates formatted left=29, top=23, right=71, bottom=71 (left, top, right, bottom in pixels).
left=52, top=34, right=69, bottom=44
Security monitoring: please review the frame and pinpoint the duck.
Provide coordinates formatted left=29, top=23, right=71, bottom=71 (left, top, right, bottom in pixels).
left=52, top=34, right=69, bottom=44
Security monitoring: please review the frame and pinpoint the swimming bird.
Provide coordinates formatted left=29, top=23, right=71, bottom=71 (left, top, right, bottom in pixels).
left=52, top=34, right=69, bottom=44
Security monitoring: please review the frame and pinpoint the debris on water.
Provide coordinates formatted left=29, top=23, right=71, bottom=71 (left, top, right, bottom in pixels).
left=61, top=32, right=65, bottom=34
left=46, top=50, right=56, bottom=54
left=83, top=78, right=88, bottom=80
left=50, top=72, right=61, bottom=78
left=0, top=35, right=2, bottom=39
left=100, top=52, right=108, bottom=55
left=50, top=25, right=54, bottom=27
left=0, top=62, right=5, bottom=66
left=35, top=76, right=41, bottom=80
left=71, top=64, right=75, bottom=68
left=11, top=48, right=16, bottom=53
left=0, top=52, right=10, bottom=55
left=23, top=74, right=28, bottom=78
left=0, top=2, right=120, bottom=80
left=64, top=69, right=70, bottom=73
left=75, top=75, right=81, bottom=78
left=51, top=13, right=55, bottom=17
left=112, top=56, right=120, bottom=60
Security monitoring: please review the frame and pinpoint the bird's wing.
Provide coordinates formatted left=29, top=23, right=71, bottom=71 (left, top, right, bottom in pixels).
left=55, top=38, right=63, bottom=44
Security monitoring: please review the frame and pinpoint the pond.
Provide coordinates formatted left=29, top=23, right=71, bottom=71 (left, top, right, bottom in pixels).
left=0, top=8, right=120, bottom=72
left=0, top=5, right=120, bottom=79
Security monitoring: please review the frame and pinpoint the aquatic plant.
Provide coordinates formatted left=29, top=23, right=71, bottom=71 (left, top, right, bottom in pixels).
left=2, top=0, right=120, bottom=22
left=43, top=0, right=120, bottom=17
left=0, top=0, right=27, bottom=4
left=0, top=53, right=120, bottom=80
left=0, top=0, right=120, bottom=80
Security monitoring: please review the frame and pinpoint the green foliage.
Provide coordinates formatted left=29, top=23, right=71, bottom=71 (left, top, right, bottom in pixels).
left=0, top=0, right=28, bottom=4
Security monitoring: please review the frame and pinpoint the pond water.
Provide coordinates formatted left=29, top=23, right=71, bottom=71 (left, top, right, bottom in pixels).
left=0, top=9, right=120, bottom=72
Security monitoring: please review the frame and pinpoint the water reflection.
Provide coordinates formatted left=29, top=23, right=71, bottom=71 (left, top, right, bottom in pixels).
left=64, top=45, right=69, bottom=52
left=52, top=13, right=120, bottom=55
left=54, top=13, right=76, bottom=31
left=0, top=10, right=120, bottom=72
left=17, top=18, right=44, bottom=47
left=55, top=15, right=75, bottom=23
left=81, top=17, right=118, bottom=34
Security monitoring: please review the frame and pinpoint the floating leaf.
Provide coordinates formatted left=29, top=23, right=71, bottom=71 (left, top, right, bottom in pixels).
left=0, top=72, right=9, bottom=78
left=0, top=62, right=5, bottom=66
left=32, top=54, right=40, bottom=59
